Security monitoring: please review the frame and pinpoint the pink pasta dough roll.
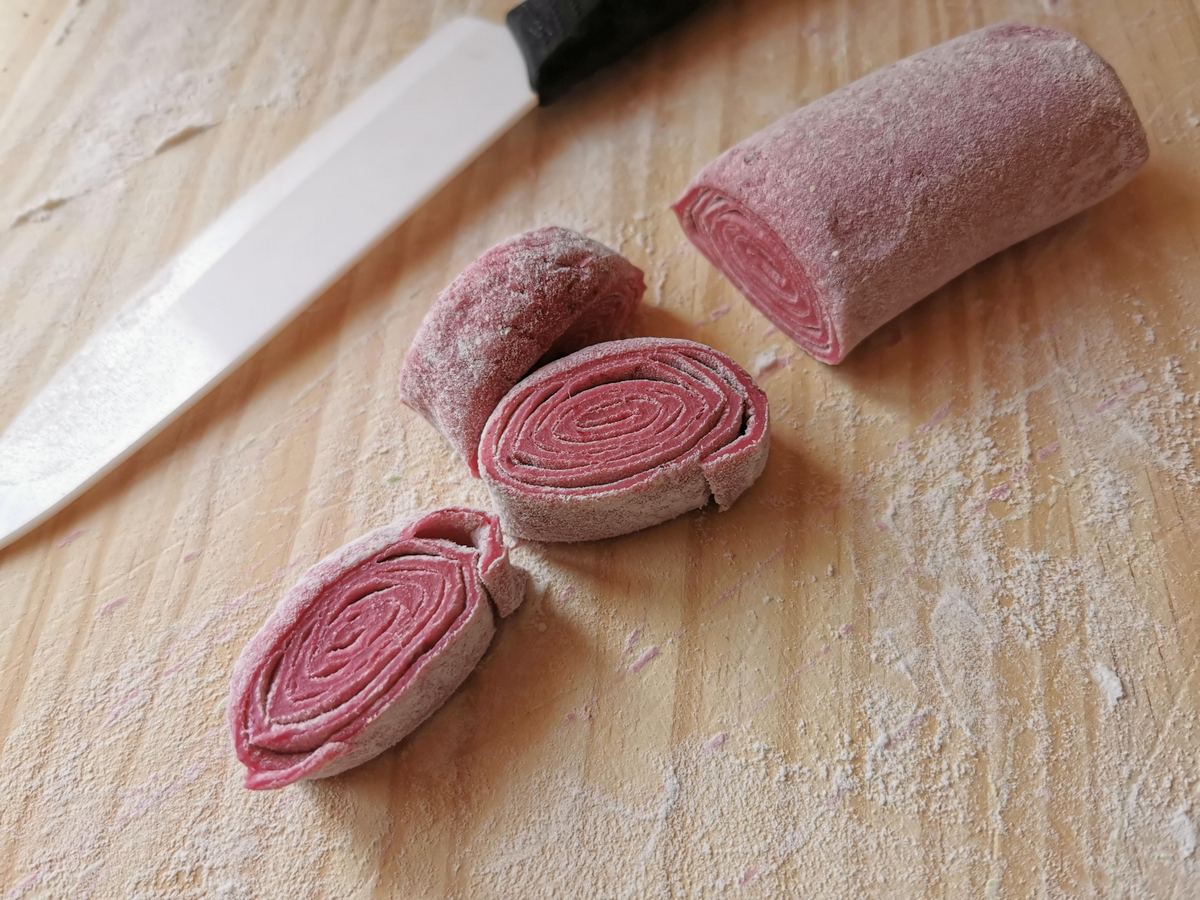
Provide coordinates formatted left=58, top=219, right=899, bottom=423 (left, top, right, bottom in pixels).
left=228, top=508, right=526, bottom=790
left=478, top=337, right=770, bottom=542
left=400, top=226, right=645, bottom=473
left=674, top=24, right=1149, bottom=364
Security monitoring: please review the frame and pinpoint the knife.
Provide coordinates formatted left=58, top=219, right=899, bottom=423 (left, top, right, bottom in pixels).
left=0, top=0, right=705, bottom=550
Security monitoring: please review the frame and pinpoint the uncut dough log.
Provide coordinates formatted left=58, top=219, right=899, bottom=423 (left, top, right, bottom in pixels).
left=228, top=508, right=526, bottom=790
left=674, top=24, right=1149, bottom=364
left=400, top=226, right=645, bottom=473
left=478, top=337, right=769, bottom=542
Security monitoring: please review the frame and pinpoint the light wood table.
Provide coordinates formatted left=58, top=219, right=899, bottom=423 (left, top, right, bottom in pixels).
left=3, top=1, right=1199, bottom=896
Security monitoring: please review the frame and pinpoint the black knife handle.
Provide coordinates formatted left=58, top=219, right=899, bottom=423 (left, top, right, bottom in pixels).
left=506, top=0, right=706, bottom=105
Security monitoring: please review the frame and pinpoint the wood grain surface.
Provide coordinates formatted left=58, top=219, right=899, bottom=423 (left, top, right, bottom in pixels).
left=3, top=1, right=1199, bottom=897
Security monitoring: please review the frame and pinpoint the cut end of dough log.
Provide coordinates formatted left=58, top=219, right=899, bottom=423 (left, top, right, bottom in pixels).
left=673, top=187, right=842, bottom=363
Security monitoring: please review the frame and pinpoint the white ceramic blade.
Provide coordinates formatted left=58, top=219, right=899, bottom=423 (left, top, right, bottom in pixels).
left=0, top=17, right=536, bottom=550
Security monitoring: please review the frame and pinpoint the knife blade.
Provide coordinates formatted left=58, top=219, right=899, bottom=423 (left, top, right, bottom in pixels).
left=0, top=2, right=706, bottom=550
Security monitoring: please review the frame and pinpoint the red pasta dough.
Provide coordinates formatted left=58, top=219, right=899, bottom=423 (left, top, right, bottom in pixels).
left=478, top=337, right=769, bottom=542
left=400, top=226, right=645, bottom=474
left=228, top=508, right=525, bottom=790
left=674, top=24, right=1149, bottom=364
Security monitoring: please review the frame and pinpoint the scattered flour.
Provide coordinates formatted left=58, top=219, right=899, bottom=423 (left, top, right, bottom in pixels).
left=1171, top=809, right=1198, bottom=861
left=753, top=348, right=780, bottom=375
left=1, top=0, right=414, bottom=229
left=1093, top=663, right=1126, bottom=711
left=2, top=2, right=1199, bottom=897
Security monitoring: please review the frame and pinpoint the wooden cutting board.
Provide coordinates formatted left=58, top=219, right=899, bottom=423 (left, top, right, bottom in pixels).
left=3, top=1, right=1199, bottom=896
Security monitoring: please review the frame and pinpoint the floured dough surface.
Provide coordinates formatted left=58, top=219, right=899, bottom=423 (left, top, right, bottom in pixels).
left=400, top=226, right=645, bottom=473
left=675, top=24, right=1149, bottom=363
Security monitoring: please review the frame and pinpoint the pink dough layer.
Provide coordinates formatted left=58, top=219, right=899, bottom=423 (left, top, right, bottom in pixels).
left=400, top=226, right=645, bottom=473
left=228, top=508, right=526, bottom=790
left=673, top=24, right=1149, bottom=364
left=478, top=337, right=770, bottom=542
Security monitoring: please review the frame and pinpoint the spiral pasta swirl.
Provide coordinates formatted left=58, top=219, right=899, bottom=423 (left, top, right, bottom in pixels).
left=479, top=338, right=769, bottom=542
left=676, top=187, right=839, bottom=363
left=229, top=508, right=525, bottom=789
